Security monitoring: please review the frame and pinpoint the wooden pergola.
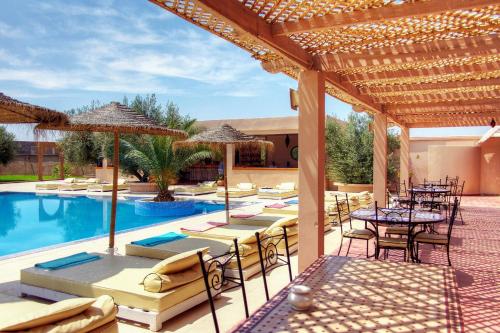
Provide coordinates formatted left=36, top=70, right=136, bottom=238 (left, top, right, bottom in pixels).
left=150, top=0, right=500, bottom=270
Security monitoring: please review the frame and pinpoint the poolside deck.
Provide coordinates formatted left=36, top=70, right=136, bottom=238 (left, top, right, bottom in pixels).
left=0, top=183, right=498, bottom=332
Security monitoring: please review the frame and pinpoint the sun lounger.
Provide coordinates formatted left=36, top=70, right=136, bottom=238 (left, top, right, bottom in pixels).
left=174, top=181, right=217, bottom=196
left=36, top=177, right=80, bottom=191
left=229, top=213, right=298, bottom=227
left=87, top=178, right=129, bottom=192
left=216, top=182, right=257, bottom=198
left=126, top=235, right=261, bottom=280
left=258, top=182, right=298, bottom=199
left=181, top=223, right=265, bottom=242
left=261, top=204, right=332, bottom=231
left=59, top=178, right=99, bottom=191
left=20, top=253, right=221, bottom=331
left=35, top=182, right=61, bottom=190
left=0, top=293, right=117, bottom=333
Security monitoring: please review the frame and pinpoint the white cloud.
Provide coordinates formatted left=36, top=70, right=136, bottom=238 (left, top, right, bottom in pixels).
left=0, top=21, right=24, bottom=38
left=0, top=0, right=268, bottom=97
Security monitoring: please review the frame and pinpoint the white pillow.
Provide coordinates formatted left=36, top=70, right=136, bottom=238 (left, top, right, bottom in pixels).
left=117, top=179, right=127, bottom=185
left=277, top=182, right=295, bottom=190
left=237, top=183, right=254, bottom=190
left=64, top=178, right=75, bottom=184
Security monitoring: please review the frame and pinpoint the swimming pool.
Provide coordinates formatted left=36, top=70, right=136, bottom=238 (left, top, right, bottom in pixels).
left=0, top=192, right=226, bottom=257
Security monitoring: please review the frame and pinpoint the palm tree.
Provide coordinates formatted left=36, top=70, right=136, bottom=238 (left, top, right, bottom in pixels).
left=122, top=135, right=213, bottom=202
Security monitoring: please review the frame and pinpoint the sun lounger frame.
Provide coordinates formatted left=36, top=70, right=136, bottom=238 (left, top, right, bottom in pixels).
left=20, top=283, right=221, bottom=332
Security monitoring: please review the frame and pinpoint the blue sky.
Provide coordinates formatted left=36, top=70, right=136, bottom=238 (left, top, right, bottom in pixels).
left=0, top=0, right=489, bottom=140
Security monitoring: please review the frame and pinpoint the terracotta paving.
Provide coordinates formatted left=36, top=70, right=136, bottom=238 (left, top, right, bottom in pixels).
left=335, top=196, right=500, bottom=333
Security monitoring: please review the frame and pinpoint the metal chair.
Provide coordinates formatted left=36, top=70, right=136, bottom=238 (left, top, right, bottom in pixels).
left=374, top=201, right=414, bottom=261
left=255, top=226, right=293, bottom=301
left=414, top=198, right=459, bottom=266
left=336, top=193, right=375, bottom=258
left=198, top=238, right=249, bottom=333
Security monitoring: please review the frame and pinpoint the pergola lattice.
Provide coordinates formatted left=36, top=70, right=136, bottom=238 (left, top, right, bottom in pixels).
left=150, top=0, right=500, bottom=128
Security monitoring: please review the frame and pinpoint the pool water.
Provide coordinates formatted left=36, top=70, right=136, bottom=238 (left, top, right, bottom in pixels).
left=0, top=192, right=225, bottom=257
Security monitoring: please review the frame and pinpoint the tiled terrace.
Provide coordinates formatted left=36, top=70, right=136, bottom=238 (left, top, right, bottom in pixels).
left=0, top=183, right=498, bottom=332
left=340, top=196, right=500, bottom=333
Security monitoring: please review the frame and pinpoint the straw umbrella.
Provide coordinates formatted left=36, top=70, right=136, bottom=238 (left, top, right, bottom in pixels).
left=0, top=92, right=68, bottom=125
left=173, top=124, right=273, bottom=222
left=37, top=102, right=187, bottom=252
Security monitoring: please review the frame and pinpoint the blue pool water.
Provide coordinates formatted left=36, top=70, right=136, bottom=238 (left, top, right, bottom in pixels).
left=0, top=192, right=225, bottom=257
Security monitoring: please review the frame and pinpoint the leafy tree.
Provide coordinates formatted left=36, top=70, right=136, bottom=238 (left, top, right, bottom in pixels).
left=122, top=136, right=213, bottom=202
left=58, top=131, right=99, bottom=173
left=0, top=126, right=17, bottom=165
left=109, top=95, right=201, bottom=182
left=58, top=102, right=102, bottom=172
left=326, top=112, right=400, bottom=185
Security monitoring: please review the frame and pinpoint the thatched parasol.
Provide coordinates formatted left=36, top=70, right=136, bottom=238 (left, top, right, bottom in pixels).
left=37, top=102, right=187, bottom=252
left=0, top=92, right=68, bottom=125
left=174, top=124, right=273, bottom=222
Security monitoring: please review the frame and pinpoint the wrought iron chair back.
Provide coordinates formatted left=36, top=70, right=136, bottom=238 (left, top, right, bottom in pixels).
left=198, top=238, right=249, bottom=333
left=398, top=180, right=408, bottom=197
left=374, top=193, right=415, bottom=259
left=256, top=226, right=293, bottom=301
left=447, top=198, right=459, bottom=241
left=336, top=193, right=352, bottom=231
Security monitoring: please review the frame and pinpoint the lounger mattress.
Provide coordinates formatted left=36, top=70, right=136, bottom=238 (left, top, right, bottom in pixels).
left=181, top=224, right=266, bottom=241
left=126, top=237, right=235, bottom=259
left=21, top=254, right=217, bottom=313
left=229, top=214, right=298, bottom=227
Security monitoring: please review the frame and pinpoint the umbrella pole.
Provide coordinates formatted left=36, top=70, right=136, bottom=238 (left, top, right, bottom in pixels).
left=224, top=145, right=229, bottom=222
left=108, top=132, right=119, bottom=253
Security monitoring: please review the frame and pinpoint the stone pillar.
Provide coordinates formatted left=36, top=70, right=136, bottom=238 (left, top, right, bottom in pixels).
left=400, top=126, right=410, bottom=187
left=373, top=113, right=388, bottom=207
left=298, top=70, right=325, bottom=272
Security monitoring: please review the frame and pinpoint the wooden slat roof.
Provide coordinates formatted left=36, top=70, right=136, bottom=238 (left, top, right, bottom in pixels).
left=150, top=0, right=500, bottom=128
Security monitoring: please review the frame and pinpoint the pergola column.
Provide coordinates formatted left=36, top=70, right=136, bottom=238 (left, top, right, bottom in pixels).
left=399, top=126, right=410, bottom=186
left=37, top=142, right=44, bottom=181
left=298, top=70, right=325, bottom=272
left=373, top=113, right=388, bottom=207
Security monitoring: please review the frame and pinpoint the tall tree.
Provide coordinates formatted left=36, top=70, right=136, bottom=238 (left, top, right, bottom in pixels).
left=326, top=112, right=399, bottom=185
left=0, top=126, right=17, bottom=166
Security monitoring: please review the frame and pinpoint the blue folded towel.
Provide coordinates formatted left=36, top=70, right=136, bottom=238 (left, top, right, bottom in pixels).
left=35, top=252, right=101, bottom=270
left=131, top=232, right=187, bottom=247
left=285, top=199, right=299, bottom=205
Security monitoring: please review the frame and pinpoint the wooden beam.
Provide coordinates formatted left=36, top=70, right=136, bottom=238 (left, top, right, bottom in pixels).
left=374, top=90, right=500, bottom=104
left=191, top=0, right=383, bottom=115
left=400, top=110, right=500, bottom=119
left=315, top=36, right=500, bottom=72
left=407, top=119, right=495, bottom=128
left=394, top=105, right=500, bottom=116
left=387, top=99, right=500, bottom=112
left=317, top=35, right=499, bottom=67
left=272, top=0, right=500, bottom=36
left=347, top=63, right=499, bottom=83
left=362, top=78, right=500, bottom=94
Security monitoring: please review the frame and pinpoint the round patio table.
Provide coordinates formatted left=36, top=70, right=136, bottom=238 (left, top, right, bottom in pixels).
left=350, top=208, right=445, bottom=262
left=409, top=187, right=450, bottom=195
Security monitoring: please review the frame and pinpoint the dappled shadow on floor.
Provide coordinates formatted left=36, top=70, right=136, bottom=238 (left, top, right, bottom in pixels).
left=333, top=197, right=500, bottom=332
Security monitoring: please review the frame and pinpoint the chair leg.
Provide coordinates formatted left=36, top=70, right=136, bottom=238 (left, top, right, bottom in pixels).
left=345, top=238, right=353, bottom=257
left=447, top=244, right=452, bottom=266
left=337, top=236, right=344, bottom=256
left=459, top=208, right=464, bottom=225
left=366, top=240, right=369, bottom=258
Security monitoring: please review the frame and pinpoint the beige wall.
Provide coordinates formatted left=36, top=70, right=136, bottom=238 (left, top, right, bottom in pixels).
left=428, top=146, right=481, bottom=194
left=227, top=145, right=298, bottom=187
left=409, top=136, right=498, bottom=195
left=480, top=137, right=500, bottom=195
